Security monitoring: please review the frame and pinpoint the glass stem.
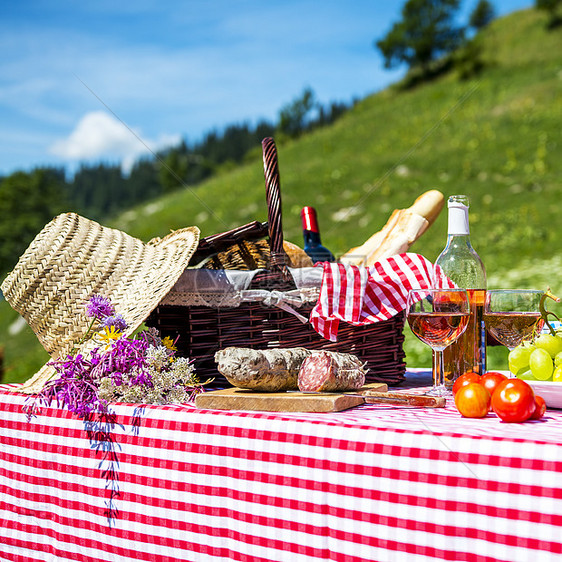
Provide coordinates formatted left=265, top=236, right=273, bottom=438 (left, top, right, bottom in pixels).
left=433, top=349, right=445, bottom=388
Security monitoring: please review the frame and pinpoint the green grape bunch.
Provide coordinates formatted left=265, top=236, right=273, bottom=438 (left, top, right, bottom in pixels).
left=508, top=289, right=562, bottom=382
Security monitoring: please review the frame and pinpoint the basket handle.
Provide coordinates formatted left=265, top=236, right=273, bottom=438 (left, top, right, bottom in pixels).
left=261, top=137, right=289, bottom=278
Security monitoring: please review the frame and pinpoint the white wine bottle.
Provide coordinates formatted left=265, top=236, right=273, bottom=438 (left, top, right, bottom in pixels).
left=434, top=195, right=486, bottom=384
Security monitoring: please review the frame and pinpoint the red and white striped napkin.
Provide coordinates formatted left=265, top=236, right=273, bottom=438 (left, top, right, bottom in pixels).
left=310, top=253, right=450, bottom=341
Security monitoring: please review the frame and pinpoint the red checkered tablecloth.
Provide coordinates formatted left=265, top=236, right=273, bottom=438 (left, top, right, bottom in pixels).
left=2, top=374, right=562, bottom=562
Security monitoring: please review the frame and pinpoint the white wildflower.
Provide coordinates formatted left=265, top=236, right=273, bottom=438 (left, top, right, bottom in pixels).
left=146, top=345, right=170, bottom=371
left=171, top=357, right=197, bottom=382
left=98, top=377, right=114, bottom=401
left=167, top=386, right=188, bottom=404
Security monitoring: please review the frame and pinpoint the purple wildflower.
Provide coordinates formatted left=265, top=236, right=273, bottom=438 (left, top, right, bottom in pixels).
left=103, top=314, right=128, bottom=332
left=86, top=294, right=115, bottom=319
left=89, top=348, right=103, bottom=368
left=90, top=336, right=153, bottom=389
left=29, top=311, right=202, bottom=418
left=130, top=370, right=152, bottom=387
left=43, top=353, right=108, bottom=417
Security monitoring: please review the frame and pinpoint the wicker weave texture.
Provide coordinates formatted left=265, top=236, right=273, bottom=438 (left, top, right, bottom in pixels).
left=1, top=212, right=200, bottom=392
left=147, top=304, right=406, bottom=386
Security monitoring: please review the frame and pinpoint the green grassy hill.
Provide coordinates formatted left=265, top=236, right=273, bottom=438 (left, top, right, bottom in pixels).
left=2, top=7, right=561, bottom=383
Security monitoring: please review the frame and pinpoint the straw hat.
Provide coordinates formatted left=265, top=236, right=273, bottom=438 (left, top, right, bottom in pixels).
left=1, top=212, right=200, bottom=393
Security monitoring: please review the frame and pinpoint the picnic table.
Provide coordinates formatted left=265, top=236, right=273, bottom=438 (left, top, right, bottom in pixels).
left=1, top=369, right=562, bottom=562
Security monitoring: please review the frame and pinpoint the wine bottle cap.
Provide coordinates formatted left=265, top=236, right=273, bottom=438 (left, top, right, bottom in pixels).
left=447, top=195, right=470, bottom=235
left=301, top=206, right=320, bottom=233
left=448, top=194, right=469, bottom=208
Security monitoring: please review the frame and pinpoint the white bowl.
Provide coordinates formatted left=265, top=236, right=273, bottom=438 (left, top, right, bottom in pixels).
left=527, top=380, right=562, bottom=409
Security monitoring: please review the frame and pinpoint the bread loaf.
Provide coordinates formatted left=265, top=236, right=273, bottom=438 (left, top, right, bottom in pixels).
left=200, top=239, right=312, bottom=269
left=340, top=189, right=444, bottom=265
left=363, top=210, right=429, bottom=265
left=408, top=189, right=445, bottom=228
left=283, top=240, right=313, bottom=268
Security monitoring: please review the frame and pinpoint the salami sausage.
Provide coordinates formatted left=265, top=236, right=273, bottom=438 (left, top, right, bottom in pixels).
left=214, top=347, right=311, bottom=392
left=298, top=351, right=366, bottom=392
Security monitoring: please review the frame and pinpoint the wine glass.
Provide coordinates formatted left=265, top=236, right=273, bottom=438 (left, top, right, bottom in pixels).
left=407, top=289, right=471, bottom=396
left=484, top=290, right=544, bottom=351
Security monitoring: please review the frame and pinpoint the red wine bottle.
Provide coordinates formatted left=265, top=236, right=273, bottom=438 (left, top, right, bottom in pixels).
left=301, top=206, right=335, bottom=263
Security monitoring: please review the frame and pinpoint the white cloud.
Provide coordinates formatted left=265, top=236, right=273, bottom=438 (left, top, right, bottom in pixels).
left=0, top=1, right=407, bottom=175
left=0, top=0, right=528, bottom=176
left=49, top=110, right=180, bottom=173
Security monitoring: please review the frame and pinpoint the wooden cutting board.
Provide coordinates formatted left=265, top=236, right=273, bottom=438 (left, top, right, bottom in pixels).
left=195, top=382, right=388, bottom=413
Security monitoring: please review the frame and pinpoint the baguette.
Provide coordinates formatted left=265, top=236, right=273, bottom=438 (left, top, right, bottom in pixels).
left=408, top=189, right=445, bottom=228
left=364, top=210, right=428, bottom=265
left=340, top=189, right=444, bottom=265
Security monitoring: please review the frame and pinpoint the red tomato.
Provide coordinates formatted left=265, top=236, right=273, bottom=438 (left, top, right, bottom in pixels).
left=453, top=371, right=480, bottom=395
left=480, top=371, right=508, bottom=398
left=491, top=378, right=536, bottom=423
left=529, top=395, right=546, bottom=420
left=454, top=383, right=491, bottom=418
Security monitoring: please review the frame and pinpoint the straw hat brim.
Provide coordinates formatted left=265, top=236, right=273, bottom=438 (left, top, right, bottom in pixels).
left=1, top=212, right=200, bottom=394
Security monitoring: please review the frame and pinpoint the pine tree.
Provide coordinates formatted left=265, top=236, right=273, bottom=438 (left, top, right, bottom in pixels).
left=536, top=0, right=562, bottom=28
left=0, top=168, right=67, bottom=275
left=375, top=0, right=465, bottom=74
left=469, top=0, right=496, bottom=30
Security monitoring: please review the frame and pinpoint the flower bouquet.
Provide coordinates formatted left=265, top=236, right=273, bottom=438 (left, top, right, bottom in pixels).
left=28, top=295, right=207, bottom=418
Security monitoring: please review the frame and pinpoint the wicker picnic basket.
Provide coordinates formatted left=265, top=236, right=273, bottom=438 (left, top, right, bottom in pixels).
left=146, top=138, right=406, bottom=386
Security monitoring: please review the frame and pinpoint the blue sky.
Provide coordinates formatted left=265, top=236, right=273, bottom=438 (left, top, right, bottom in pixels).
left=0, top=0, right=532, bottom=177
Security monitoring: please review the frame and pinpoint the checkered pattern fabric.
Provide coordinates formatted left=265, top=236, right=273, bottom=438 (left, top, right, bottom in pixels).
left=310, top=253, right=452, bottom=341
left=2, top=380, right=562, bottom=562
